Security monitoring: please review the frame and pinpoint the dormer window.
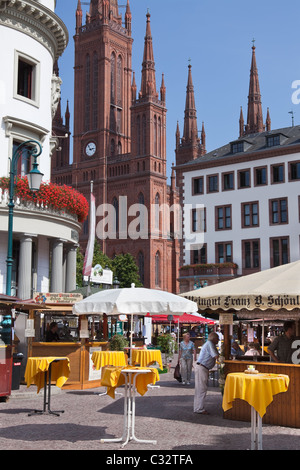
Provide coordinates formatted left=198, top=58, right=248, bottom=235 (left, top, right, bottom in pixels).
left=231, top=142, right=244, bottom=154
left=266, top=135, right=280, bottom=147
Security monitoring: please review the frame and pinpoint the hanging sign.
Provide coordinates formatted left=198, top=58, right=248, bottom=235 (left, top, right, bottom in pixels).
left=219, top=313, right=233, bottom=325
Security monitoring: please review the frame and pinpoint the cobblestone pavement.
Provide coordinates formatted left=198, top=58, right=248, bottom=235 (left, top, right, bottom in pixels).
left=1, top=359, right=300, bottom=452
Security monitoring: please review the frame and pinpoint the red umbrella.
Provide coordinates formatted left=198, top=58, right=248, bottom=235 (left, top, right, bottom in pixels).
left=147, top=313, right=214, bottom=324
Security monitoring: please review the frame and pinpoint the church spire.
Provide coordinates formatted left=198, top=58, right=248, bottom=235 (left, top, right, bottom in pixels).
left=244, top=41, right=265, bottom=135
left=139, top=12, right=158, bottom=99
left=182, top=63, right=199, bottom=144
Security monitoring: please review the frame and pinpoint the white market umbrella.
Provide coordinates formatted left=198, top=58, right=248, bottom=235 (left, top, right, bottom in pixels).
left=72, top=285, right=198, bottom=354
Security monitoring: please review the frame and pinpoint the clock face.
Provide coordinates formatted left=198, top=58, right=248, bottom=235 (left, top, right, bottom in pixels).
left=85, top=141, right=96, bottom=156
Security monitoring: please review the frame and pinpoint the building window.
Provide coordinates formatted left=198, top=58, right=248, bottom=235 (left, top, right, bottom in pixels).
left=271, top=164, right=284, bottom=184
left=238, top=169, right=250, bottom=188
left=111, top=52, right=115, bottom=103
left=270, top=198, right=288, bottom=225
left=112, top=197, right=119, bottom=234
left=241, top=202, right=259, bottom=228
left=207, top=174, right=218, bottom=193
left=216, top=205, right=231, bottom=230
left=155, top=193, right=160, bottom=230
left=216, top=242, right=232, bottom=263
left=13, top=141, right=33, bottom=177
left=231, top=142, right=244, bottom=154
left=270, top=237, right=289, bottom=267
left=289, top=161, right=300, bottom=181
left=222, top=172, right=234, bottom=191
left=92, top=52, right=98, bottom=129
left=155, top=251, right=160, bottom=286
left=191, top=207, right=206, bottom=233
left=242, top=239, right=260, bottom=270
left=15, top=51, right=40, bottom=106
left=266, top=135, right=280, bottom=147
left=254, top=167, right=267, bottom=186
left=85, top=54, right=91, bottom=131
left=192, top=177, right=203, bottom=195
left=191, top=244, right=207, bottom=264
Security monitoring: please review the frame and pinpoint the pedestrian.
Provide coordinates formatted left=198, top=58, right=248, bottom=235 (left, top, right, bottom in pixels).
left=178, top=332, right=196, bottom=385
left=194, top=332, right=219, bottom=414
left=267, top=321, right=296, bottom=363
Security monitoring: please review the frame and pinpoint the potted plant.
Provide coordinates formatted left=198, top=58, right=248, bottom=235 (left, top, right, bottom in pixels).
left=156, top=334, right=177, bottom=368
left=109, top=334, right=129, bottom=351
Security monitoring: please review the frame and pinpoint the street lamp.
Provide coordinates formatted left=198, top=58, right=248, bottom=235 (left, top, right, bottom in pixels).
left=6, top=140, right=43, bottom=296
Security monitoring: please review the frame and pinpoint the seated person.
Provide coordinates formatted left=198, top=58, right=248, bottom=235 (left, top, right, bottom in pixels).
left=244, top=342, right=261, bottom=356
left=46, top=321, right=59, bottom=342
left=231, top=341, right=244, bottom=358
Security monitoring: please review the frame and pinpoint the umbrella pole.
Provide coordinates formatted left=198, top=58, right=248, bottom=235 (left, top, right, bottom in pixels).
left=130, top=314, right=133, bottom=365
left=262, top=318, right=265, bottom=356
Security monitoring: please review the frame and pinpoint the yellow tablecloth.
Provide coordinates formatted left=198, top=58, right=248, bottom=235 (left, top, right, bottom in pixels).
left=101, top=366, right=160, bottom=399
left=25, top=357, right=70, bottom=393
left=91, top=350, right=127, bottom=370
left=131, top=349, right=163, bottom=370
left=222, top=372, right=290, bottom=418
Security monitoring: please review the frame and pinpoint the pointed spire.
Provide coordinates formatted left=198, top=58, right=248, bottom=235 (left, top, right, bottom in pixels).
left=76, top=0, right=82, bottom=33
left=176, top=121, right=180, bottom=149
left=201, top=121, right=206, bottom=152
left=266, top=107, right=271, bottom=132
left=139, top=11, right=157, bottom=99
left=182, top=64, right=198, bottom=143
left=160, top=73, right=166, bottom=103
left=131, top=71, right=137, bottom=104
left=239, top=106, right=244, bottom=137
left=245, top=41, right=265, bottom=135
left=125, top=0, right=132, bottom=35
left=65, top=100, right=70, bottom=130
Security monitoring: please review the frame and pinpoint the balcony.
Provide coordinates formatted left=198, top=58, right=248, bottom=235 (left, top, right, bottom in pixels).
left=179, top=263, right=238, bottom=293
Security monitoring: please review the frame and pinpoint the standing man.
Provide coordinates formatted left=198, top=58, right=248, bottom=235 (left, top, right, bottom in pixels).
left=267, top=321, right=295, bottom=363
left=194, top=332, right=219, bottom=415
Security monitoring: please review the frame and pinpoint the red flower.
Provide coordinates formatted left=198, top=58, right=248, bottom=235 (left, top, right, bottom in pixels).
left=0, top=177, right=89, bottom=223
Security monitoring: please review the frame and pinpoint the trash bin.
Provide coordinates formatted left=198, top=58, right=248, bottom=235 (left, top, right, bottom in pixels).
left=11, top=353, right=24, bottom=390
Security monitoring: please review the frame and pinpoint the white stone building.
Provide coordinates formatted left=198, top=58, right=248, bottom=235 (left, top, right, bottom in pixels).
left=0, top=0, right=80, bottom=298
left=177, top=125, right=300, bottom=292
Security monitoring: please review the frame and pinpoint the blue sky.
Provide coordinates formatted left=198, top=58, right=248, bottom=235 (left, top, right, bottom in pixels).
left=55, top=0, right=300, bottom=179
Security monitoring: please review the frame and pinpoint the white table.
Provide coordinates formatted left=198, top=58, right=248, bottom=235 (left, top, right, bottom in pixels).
left=100, top=368, right=157, bottom=448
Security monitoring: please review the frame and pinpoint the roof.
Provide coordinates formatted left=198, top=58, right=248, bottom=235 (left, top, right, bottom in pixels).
left=176, top=125, right=300, bottom=169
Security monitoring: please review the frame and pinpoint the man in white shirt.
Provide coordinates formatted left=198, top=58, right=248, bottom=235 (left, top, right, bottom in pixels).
left=194, top=332, right=219, bottom=415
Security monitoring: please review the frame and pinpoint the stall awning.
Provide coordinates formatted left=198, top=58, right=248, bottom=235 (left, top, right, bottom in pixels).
left=146, top=313, right=215, bottom=324
left=181, top=260, right=300, bottom=316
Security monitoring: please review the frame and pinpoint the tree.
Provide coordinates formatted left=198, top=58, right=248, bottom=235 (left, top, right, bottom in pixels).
left=112, top=253, right=143, bottom=288
left=76, top=247, right=84, bottom=287
left=92, top=241, right=113, bottom=271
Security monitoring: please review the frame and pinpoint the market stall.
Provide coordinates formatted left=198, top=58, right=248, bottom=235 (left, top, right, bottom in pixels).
left=181, top=261, right=300, bottom=428
left=26, top=293, right=109, bottom=390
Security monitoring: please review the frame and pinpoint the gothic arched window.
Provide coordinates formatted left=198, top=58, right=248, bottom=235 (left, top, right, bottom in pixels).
left=155, top=251, right=160, bottom=286
left=111, top=52, right=115, bottom=103
left=155, top=192, right=160, bottom=230
left=112, top=197, right=119, bottom=234
left=92, top=52, right=98, bottom=129
left=85, top=54, right=90, bottom=131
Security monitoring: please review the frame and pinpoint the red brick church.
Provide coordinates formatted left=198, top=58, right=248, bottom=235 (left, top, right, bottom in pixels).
left=51, top=1, right=180, bottom=293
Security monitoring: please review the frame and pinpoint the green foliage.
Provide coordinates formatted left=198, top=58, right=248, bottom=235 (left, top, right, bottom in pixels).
left=111, top=253, right=143, bottom=288
left=76, top=248, right=84, bottom=287
left=156, top=334, right=176, bottom=356
left=109, top=334, right=129, bottom=351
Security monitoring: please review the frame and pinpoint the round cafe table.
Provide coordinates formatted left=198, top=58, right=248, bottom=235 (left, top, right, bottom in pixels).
left=131, top=348, right=163, bottom=370
left=91, top=350, right=127, bottom=397
left=222, top=372, right=290, bottom=450
left=100, top=365, right=160, bottom=448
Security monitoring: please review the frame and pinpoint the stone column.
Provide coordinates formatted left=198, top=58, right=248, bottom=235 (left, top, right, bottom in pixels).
left=65, top=244, right=77, bottom=292
left=18, top=235, right=33, bottom=299
left=51, top=239, right=64, bottom=292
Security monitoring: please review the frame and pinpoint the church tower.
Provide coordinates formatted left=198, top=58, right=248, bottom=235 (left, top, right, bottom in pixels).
left=67, top=2, right=179, bottom=292
left=72, top=0, right=133, bottom=244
